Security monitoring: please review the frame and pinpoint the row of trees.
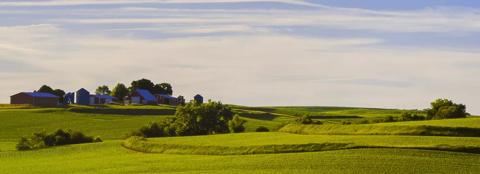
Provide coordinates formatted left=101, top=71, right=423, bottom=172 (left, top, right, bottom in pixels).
left=131, top=100, right=247, bottom=138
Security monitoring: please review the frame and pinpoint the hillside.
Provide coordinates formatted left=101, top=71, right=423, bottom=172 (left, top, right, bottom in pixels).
left=0, top=104, right=479, bottom=173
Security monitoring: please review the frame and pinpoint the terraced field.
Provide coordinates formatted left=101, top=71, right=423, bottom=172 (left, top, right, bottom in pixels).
left=0, top=105, right=479, bottom=173
left=1, top=141, right=479, bottom=174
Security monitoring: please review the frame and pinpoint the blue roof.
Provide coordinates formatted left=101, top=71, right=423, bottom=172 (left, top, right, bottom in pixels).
left=24, top=92, right=59, bottom=98
left=136, top=89, right=155, bottom=101
left=157, top=94, right=176, bottom=99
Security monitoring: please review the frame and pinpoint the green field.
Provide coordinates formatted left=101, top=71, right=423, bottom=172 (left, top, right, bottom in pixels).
left=1, top=141, right=479, bottom=174
left=0, top=105, right=479, bottom=173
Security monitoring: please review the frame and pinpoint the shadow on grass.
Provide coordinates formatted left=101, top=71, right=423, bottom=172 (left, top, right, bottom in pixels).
left=69, top=108, right=176, bottom=116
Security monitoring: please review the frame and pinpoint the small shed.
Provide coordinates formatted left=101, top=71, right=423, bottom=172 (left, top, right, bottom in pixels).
left=194, top=94, right=204, bottom=104
left=156, top=94, right=181, bottom=106
left=11, top=92, right=59, bottom=107
left=90, top=94, right=116, bottom=105
left=75, top=88, right=90, bottom=105
left=126, top=89, right=156, bottom=105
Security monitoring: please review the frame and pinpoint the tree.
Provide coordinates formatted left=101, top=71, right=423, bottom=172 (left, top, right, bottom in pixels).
left=95, top=85, right=111, bottom=95
left=130, top=79, right=155, bottom=93
left=172, top=101, right=234, bottom=136
left=152, top=83, right=173, bottom=95
left=296, top=115, right=314, bottom=124
left=53, top=89, right=66, bottom=103
left=38, top=85, right=55, bottom=94
left=111, top=83, right=129, bottom=101
left=228, top=115, right=246, bottom=133
left=426, top=99, right=468, bottom=120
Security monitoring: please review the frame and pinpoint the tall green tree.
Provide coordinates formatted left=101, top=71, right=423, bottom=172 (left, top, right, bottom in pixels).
left=172, top=101, right=233, bottom=136
left=95, top=85, right=111, bottom=95
left=111, top=83, right=129, bottom=101
left=38, top=85, right=55, bottom=94
left=152, top=83, right=173, bottom=95
left=129, top=79, right=155, bottom=93
left=426, top=99, right=468, bottom=119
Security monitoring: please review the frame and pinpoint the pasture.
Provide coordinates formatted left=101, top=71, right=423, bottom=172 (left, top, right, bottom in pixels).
left=0, top=105, right=479, bottom=173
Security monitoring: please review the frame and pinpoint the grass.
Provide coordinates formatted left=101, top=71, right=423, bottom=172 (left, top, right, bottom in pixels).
left=122, top=132, right=480, bottom=155
left=0, top=105, right=284, bottom=141
left=231, top=105, right=421, bottom=118
left=1, top=141, right=479, bottom=174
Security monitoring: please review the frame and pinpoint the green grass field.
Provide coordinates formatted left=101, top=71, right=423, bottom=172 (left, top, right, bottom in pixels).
left=0, top=105, right=479, bottom=173
left=1, top=141, right=479, bottom=174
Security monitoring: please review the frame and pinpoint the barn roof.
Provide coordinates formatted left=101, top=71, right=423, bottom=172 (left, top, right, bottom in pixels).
left=23, top=92, right=59, bottom=98
left=156, top=94, right=177, bottom=99
left=136, top=89, right=156, bottom=101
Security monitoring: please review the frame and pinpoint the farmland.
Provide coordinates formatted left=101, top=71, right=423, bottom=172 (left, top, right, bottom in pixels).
left=0, top=105, right=479, bottom=173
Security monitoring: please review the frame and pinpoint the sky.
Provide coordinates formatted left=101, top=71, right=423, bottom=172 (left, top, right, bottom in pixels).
left=0, top=0, right=479, bottom=114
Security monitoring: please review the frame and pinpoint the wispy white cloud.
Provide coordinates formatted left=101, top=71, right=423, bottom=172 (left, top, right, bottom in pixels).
left=0, top=24, right=479, bottom=113
left=0, top=0, right=322, bottom=7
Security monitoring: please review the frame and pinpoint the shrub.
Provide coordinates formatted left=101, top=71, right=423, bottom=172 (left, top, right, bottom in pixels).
left=426, top=99, right=468, bottom=120
left=228, top=115, right=246, bottom=133
left=296, top=115, right=314, bottom=124
left=256, top=126, right=270, bottom=132
left=400, top=112, right=425, bottom=121
left=16, top=129, right=100, bottom=151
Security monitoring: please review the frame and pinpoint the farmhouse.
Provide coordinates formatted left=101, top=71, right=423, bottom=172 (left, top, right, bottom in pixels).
left=155, top=94, right=185, bottom=106
left=126, top=89, right=157, bottom=105
left=75, top=88, right=90, bottom=105
left=10, top=92, right=59, bottom=107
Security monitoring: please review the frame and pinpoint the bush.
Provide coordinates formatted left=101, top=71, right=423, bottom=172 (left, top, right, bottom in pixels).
left=131, top=101, right=236, bottom=138
left=255, top=126, right=270, bottom=132
left=16, top=129, right=100, bottom=151
left=228, top=115, right=246, bottom=133
left=426, top=99, right=468, bottom=120
left=400, top=112, right=425, bottom=121
left=296, top=115, right=314, bottom=124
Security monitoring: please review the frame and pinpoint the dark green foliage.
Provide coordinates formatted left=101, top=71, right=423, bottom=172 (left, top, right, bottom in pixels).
left=296, top=115, right=314, bottom=124
left=130, top=78, right=155, bottom=93
left=38, top=85, right=55, bottom=94
left=426, top=99, right=468, bottom=120
left=228, top=115, right=246, bottom=133
left=400, top=112, right=425, bottom=121
left=152, top=83, right=173, bottom=95
left=95, top=85, right=111, bottom=95
left=16, top=129, right=100, bottom=151
left=255, top=126, right=270, bottom=132
left=172, top=101, right=234, bottom=136
left=111, top=83, right=129, bottom=101
left=38, top=85, right=66, bottom=103
left=131, top=101, right=236, bottom=137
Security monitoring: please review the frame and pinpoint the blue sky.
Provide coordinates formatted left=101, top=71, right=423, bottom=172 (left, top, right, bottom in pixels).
left=0, top=0, right=479, bottom=113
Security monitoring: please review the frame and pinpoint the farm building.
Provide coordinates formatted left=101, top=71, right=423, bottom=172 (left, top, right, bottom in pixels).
left=126, top=89, right=157, bottom=105
left=75, top=88, right=90, bottom=105
left=10, top=92, right=59, bottom=107
left=89, top=94, right=116, bottom=105
left=194, top=94, right=204, bottom=104
left=155, top=94, right=185, bottom=106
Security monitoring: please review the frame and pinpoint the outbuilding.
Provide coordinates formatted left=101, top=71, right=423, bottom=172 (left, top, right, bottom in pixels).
left=75, top=88, right=90, bottom=105
left=10, top=92, right=59, bottom=107
left=156, top=94, right=183, bottom=106
left=126, top=89, right=157, bottom=105
left=90, top=94, right=116, bottom=105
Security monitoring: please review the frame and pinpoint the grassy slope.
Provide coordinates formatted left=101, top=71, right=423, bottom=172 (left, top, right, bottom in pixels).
left=123, top=132, right=480, bottom=155
left=1, top=141, right=479, bottom=174
left=279, top=117, right=480, bottom=136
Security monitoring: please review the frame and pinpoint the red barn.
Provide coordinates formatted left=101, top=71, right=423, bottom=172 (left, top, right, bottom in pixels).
left=10, top=92, right=59, bottom=107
